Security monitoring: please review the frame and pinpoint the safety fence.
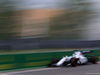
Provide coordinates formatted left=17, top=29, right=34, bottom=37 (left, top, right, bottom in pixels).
left=0, top=50, right=100, bottom=71
left=1, top=40, right=100, bottom=50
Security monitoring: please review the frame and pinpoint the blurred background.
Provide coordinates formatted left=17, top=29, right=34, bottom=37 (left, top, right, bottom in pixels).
left=0, top=0, right=100, bottom=50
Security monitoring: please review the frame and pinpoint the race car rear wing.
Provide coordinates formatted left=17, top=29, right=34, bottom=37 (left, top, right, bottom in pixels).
left=81, top=50, right=93, bottom=54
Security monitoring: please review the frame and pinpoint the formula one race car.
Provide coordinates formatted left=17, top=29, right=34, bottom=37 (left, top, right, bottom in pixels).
left=48, top=50, right=98, bottom=67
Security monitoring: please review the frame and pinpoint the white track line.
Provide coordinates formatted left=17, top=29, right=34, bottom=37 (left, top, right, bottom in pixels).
left=0, top=68, right=59, bottom=75
left=1, top=62, right=100, bottom=75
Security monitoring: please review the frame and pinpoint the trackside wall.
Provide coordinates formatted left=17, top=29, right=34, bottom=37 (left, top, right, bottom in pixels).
left=0, top=50, right=100, bottom=71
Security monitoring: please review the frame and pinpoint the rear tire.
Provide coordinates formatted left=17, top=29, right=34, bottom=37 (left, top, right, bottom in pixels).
left=90, top=56, right=98, bottom=64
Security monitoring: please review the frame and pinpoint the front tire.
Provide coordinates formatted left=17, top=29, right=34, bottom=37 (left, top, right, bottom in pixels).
left=70, top=58, right=78, bottom=67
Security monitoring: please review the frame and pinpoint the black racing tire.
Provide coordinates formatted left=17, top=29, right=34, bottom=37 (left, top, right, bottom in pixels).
left=90, top=56, right=98, bottom=64
left=48, top=58, right=59, bottom=67
left=70, top=58, right=78, bottom=67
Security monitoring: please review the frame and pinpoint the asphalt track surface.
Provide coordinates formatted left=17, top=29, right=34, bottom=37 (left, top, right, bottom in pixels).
left=2, top=63, right=100, bottom=75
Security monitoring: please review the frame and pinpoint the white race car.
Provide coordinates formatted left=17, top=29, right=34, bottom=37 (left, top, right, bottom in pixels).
left=48, top=50, right=98, bottom=67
